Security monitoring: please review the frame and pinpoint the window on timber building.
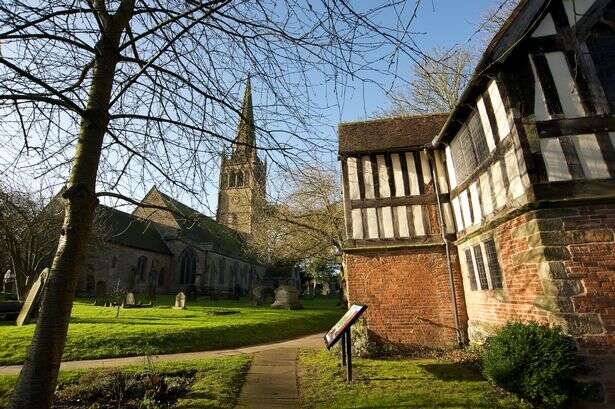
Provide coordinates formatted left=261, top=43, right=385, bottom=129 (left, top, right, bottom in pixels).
left=484, top=239, right=503, bottom=289
left=473, top=245, right=489, bottom=290
left=450, top=111, right=490, bottom=184
left=180, top=248, right=197, bottom=284
left=464, top=248, right=477, bottom=291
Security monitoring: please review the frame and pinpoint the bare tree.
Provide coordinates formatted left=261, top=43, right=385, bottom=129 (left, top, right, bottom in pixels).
left=0, top=1, right=424, bottom=407
left=477, top=0, right=520, bottom=38
left=0, top=186, right=62, bottom=301
left=378, top=46, right=473, bottom=116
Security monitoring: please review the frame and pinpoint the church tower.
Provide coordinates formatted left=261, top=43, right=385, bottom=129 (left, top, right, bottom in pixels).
left=217, top=77, right=266, bottom=236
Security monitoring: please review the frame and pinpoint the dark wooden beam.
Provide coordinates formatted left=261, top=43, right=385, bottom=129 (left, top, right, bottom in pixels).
left=350, top=193, right=449, bottom=209
left=535, top=115, right=615, bottom=137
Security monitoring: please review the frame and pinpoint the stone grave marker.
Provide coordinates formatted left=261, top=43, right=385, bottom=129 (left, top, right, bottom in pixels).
left=124, top=292, right=136, bottom=306
left=271, top=285, right=303, bottom=310
left=16, top=268, right=49, bottom=326
left=174, top=292, right=186, bottom=309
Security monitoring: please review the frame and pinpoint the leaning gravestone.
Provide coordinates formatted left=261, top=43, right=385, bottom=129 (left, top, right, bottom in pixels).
left=271, top=285, right=303, bottom=310
left=174, top=292, right=186, bottom=309
left=124, top=292, right=136, bottom=307
left=16, top=268, right=49, bottom=326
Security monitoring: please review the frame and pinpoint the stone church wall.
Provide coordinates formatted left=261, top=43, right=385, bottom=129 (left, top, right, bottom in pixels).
left=343, top=246, right=467, bottom=349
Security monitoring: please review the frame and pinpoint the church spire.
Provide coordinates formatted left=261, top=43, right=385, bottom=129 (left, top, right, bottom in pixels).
left=232, top=76, right=256, bottom=160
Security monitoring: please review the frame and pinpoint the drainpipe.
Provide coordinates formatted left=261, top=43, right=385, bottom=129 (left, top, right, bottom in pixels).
left=426, top=148, right=464, bottom=346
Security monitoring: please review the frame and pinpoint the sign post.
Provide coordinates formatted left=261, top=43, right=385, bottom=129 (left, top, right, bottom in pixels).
left=324, top=304, right=367, bottom=382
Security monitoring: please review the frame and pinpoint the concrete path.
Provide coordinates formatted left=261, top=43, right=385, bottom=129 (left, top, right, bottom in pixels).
left=0, top=333, right=324, bottom=376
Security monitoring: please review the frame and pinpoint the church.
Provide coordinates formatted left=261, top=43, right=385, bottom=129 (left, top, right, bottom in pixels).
left=75, top=78, right=267, bottom=298
left=339, top=0, right=614, bottom=405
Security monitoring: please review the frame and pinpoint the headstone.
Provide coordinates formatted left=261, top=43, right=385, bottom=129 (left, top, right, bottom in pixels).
left=250, top=285, right=266, bottom=306
left=271, top=285, right=303, bottom=310
left=124, top=292, right=135, bottom=306
left=174, top=292, right=186, bottom=309
left=3, top=269, right=16, bottom=296
left=94, top=281, right=107, bottom=306
left=16, top=268, right=48, bottom=326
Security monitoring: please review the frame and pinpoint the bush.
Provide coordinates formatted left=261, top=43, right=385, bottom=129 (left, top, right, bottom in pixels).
left=481, top=321, right=578, bottom=408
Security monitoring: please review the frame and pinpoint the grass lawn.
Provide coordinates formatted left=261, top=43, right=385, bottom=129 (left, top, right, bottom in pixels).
left=0, top=354, right=251, bottom=408
left=298, top=349, right=531, bottom=409
left=0, top=296, right=340, bottom=365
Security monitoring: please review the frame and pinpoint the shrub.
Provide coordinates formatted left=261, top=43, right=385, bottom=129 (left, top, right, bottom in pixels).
left=481, top=321, right=578, bottom=408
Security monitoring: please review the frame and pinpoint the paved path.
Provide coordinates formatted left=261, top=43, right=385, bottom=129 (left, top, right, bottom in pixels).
left=0, top=333, right=324, bottom=376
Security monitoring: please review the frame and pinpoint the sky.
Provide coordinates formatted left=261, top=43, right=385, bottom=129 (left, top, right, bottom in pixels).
left=1, top=0, right=506, bottom=216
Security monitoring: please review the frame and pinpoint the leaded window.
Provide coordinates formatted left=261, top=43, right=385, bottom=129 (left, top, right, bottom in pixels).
left=484, top=239, right=503, bottom=289
left=180, top=248, right=197, bottom=284
left=464, top=248, right=477, bottom=291
left=450, top=111, right=490, bottom=184
left=473, top=245, right=489, bottom=290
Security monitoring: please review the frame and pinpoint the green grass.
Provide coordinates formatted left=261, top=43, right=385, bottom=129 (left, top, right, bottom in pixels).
left=0, top=296, right=340, bottom=365
left=298, top=349, right=532, bottom=409
left=0, top=355, right=251, bottom=408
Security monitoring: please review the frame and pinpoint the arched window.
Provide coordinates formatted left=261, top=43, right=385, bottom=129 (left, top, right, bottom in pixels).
left=236, top=171, right=244, bottom=187
left=228, top=171, right=236, bottom=188
left=218, top=258, right=226, bottom=285
left=180, top=248, right=197, bottom=284
left=158, top=268, right=166, bottom=287
left=136, top=256, right=148, bottom=281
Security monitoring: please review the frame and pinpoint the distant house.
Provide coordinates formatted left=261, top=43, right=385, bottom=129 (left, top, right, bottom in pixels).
left=339, top=0, right=615, bottom=406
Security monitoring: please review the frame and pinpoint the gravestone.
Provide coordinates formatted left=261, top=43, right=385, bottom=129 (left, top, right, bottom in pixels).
left=16, top=268, right=49, bottom=326
left=3, top=269, right=16, bottom=297
left=124, top=292, right=135, bottom=306
left=271, top=285, right=303, bottom=310
left=94, top=281, right=107, bottom=306
left=250, top=285, right=265, bottom=306
left=174, top=292, right=186, bottom=309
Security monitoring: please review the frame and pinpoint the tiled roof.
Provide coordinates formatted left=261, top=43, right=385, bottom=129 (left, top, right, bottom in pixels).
left=95, top=205, right=172, bottom=255
left=338, top=113, right=449, bottom=155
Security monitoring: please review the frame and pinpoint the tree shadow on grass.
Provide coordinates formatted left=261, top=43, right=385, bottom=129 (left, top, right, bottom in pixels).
left=418, top=362, right=485, bottom=382
left=69, top=317, right=178, bottom=326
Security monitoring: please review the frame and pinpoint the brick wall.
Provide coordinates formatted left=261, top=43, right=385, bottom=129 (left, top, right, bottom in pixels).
left=343, top=245, right=467, bottom=348
left=460, top=203, right=615, bottom=406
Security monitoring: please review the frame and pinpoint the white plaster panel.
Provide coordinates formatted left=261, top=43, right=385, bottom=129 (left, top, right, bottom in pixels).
left=477, top=96, right=497, bottom=151
left=351, top=208, right=363, bottom=239
left=376, top=154, right=391, bottom=198
left=487, top=80, right=511, bottom=139
left=490, top=161, right=507, bottom=209
left=381, top=206, right=394, bottom=238
left=451, top=196, right=464, bottom=232
left=505, top=149, right=525, bottom=199
left=445, top=146, right=458, bottom=189
left=529, top=55, right=551, bottom=121
left=391, top=153, right=405, bottom=197
left=412, top=205, right=425, bottom=236
left=366, top=207, right=379, bottom=239
left=573, top=134, right=610, bottom=179
left=442, top=202, right=456, bottom=234
left=460, top=189, right=473, bottom=228
left=420, top=150, right=432, bottom=185
left=563, top=0, right=595, bottom=26
left=531, top=13, right=557, bottom=37
left=396, top=206, right=410, bottom=238
left=469, top=182, right=482, bottom=225
left=434, top=150, right=449, bottom=193
left=545, top=52, right=585, bottom=118
left=540, top=137, right=573, bottom=181
left=479, top=171, right=494, bottom=217
left=346, top=157, right=361, bottom=200
left=362, top=156, right=375, bottom=199
left=406, top=152, right=421, bottom=195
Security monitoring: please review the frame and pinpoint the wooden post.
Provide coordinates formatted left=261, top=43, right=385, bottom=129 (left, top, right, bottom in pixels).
left=341, top=331, right=347, bottom=367
left=345, top=329, right=352, bottom=382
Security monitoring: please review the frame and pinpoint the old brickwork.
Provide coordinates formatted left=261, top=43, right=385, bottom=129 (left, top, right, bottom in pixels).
left=344, top=246, right=467, bottom=348
left=461, top=203, right=615, bottom=405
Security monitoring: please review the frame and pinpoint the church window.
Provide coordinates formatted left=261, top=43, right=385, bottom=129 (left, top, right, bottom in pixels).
left=136, top=256, right=147, bottom=281
left=236, top=171, right=244, bottom=187
left=158, top=268, right=166, bottom=287
left=227, top=171, right=236, bottom=188
left=218, top=258, right=226, bottom=284
left=180, top=248, right=197, bottom=284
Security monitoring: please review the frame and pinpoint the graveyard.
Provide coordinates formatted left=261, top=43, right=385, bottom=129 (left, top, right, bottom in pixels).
left=0, top=295, right=339, bottom=366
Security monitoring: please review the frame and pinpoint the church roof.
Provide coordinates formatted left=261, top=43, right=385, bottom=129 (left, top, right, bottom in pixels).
left=95, top=205, right=172, bottom=255
left=338, top=113, right=449, bottom=155
left=152, top=189, right=249, bottom=259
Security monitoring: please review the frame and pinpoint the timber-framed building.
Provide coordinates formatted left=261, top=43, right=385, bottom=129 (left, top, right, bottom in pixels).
left=339, top=0, right=615, bottom=405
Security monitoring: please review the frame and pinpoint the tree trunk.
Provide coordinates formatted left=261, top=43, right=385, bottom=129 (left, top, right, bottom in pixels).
left=9, top=16, right=129, bottom=408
